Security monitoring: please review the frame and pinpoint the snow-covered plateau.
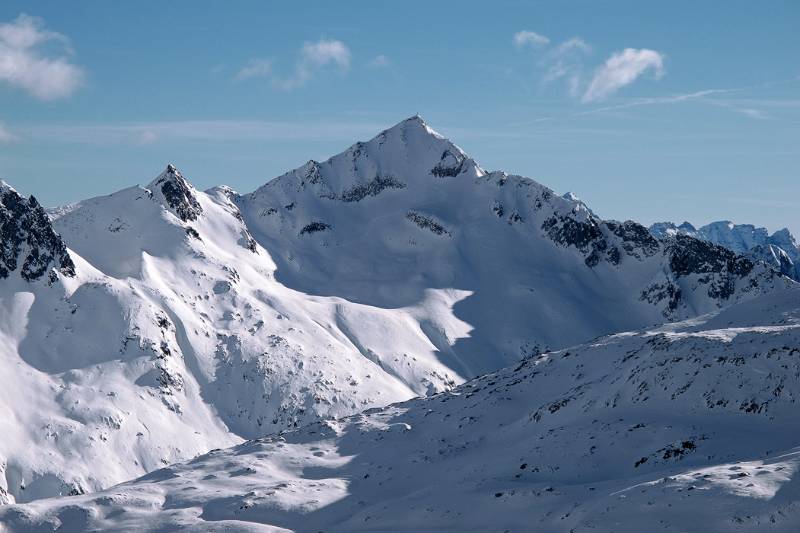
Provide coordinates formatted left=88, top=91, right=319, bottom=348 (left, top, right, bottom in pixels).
left=0, top=116, right=796, bottom=531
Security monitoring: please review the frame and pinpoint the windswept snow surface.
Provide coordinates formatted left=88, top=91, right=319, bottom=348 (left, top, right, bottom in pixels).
left=3, top=288, right=800, bottom=531
left=0, top=116, right=792, bottom=506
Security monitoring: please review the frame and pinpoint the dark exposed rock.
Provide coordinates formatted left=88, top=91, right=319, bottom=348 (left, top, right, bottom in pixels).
left=750, top=243, right=796, bottom=280
left=406, top=211, right=450, bottom=236
left=431, top=149, right=467, bottom=178
left=507, top=211, right=523, bottom=225
left=0, top=184, right=75, bottom=282
left=299, top=161, right=323, bottom=187
left=299, top=221, right=332, bottom=235
left=542, top=214, right=603, bottom=251
left=492, top=202, right=504, bottom=218
left=340, top=175, right=406, bottom=202
left=242, top=231, right=258, bottom=253
left=641, top=282, right=682, bottom=312
left=604, top=220, right=660, bottom=258
left=149, top=165, right=202, bottom=222
left=638, top=234, right=767, bottom=315
left=667, top=234, right=754, bottom=278
left=542, top=213, right=616, bottom=267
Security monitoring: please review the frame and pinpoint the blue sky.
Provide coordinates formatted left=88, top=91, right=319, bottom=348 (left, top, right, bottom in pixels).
left=1, top=1, right=798, bottom=234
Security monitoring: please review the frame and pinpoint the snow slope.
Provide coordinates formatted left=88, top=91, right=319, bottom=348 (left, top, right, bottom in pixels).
left=0, top=165, right=463, bottom=504
left=4, top=287, right=800, bottom=532
left=651, top=220, right=800, bottom=281
left=0, top=117, right=792, bottom=505
left=238, top=116, right=788, bottom=372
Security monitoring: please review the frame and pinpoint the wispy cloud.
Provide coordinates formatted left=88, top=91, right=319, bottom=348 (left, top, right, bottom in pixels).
left=552, top=37, right=591, bottom=56
left=513, top=34, right=591, bottom=97
left=582, top=48, right=665, bottom=102
left=20, top=119, right=389, bottom=145
left=0, top=123, right=17, bottom=142
left=515, top=35, right=668, bottom=103
left=576, top=89, right=730, bottom=116
left=735, top=108, right=769, bottom=120
left=707, top=101, right=772, bottom=121
left=368, top=54, right=390, bottom=68
left=235, top=38, right=351, bottom=90
left=510, top=88, right=737, bottom=127
left=274, top=39, right=351, bottom=90
left=541, top=37, right=592, bottom=97
left=0, top=14, right=84, bottom=100
left=137, top=130, right=157, bottom=145
left=513, top=30, right=550, bottom=48
left=235, top=58, right=272, bottom=81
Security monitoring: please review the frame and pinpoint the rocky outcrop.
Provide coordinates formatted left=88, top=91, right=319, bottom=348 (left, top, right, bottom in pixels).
left=148, top=164, right=202, bottom=222
left=0, top=183, right=75, bottom=281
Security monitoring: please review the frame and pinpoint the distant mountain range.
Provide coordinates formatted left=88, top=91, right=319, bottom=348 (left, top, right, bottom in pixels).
left=650, top=220, right=800, bottom=281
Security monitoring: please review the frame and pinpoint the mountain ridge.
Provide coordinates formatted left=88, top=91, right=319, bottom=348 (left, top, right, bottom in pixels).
left=650, top=219, right=800, bottom=281
left=0, top=116, right=792, bottom=506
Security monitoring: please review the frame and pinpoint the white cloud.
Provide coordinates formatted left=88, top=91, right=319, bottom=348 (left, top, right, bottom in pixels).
left=368, top=54, right=390, bottom=68
left=0, top=123, right=17, bottom=142
left=552, top=37, right=590, bottom=56
left=237, top=39, right=351, bottom=90
left=137, top=130, right=157, bottom=145
left=736, top=108, right=769, bottom=120
left=274, top=38, right=350, bottom=90
left=235, top=58, right=272, bottom=81
left=0, top=14, right=84, bottom=100
left=513, top=30, right=550, bottom=48
left=301, top=39, right=350, bottom=69
left=582, top=48, right=665, bottom=102
left=540, top=37, right=591, bottom=97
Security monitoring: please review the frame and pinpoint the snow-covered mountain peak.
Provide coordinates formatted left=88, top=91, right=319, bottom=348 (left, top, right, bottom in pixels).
left=0, top=179, right=17, bottom=194
left=389, top=114, right=445, bottom=140
left=0, top=182, right=75, bottom=282
left=147, top=164, right=203, bottom=222
left=561, top=190, right=596, bottom=217
left=771, top=227, right=797, bottom=248
left=0, top=117, right=794, bottom=511
left=249, top=116, right=484, bottom=204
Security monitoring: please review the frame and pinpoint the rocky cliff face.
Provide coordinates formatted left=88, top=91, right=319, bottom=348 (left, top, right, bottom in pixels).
left=0, top=182, right=74, bottom=282
left=147, top=164, right=203, bottom=222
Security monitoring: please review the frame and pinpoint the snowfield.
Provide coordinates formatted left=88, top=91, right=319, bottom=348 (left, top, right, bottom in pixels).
left=0, top=116, right=796, bottom=531
left=2, top=287, right=800, bottom=532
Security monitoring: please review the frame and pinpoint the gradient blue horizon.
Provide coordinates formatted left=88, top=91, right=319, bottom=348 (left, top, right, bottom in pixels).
left=0, top=1, right=798, bottom=234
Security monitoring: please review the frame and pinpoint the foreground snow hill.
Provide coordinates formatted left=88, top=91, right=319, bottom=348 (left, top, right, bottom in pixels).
left=3, top=287, right=800, bottom=532
left=0, top=116, right=793, bottom=504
